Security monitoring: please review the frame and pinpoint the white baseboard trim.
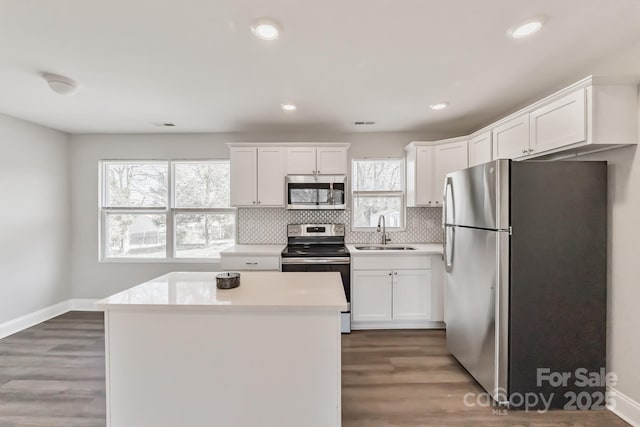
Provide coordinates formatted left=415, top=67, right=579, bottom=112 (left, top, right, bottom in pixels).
left=608, top=386, right=640, bottom=427
left=69, top=298, right=101, bottom=311
left=0, top=298, right=102, bottom=340
left=352, top=320, right=445, bottom=330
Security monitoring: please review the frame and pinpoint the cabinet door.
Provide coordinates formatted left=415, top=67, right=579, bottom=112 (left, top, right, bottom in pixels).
left=316, top=147, right=348, bottom=175
left=492, top=114, right=530, bottom=160
left=257, top=147, right=285, bottom=206
left=415, top=147, right=434, bottom=205
left=433, top=141, right=468, bottom=206
left=286, top=147, right=317, bottom=174
left=352, top=270, right=393, bottom=322
left=468, top=131, right=492, bottom=167
left=392, top=269, right=431, bottom=321
left=229, top=147, right=257, bottom=206
left=530, top=88, right=586, bottom=155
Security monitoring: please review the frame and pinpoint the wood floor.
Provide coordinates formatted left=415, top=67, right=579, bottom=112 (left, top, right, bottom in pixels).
left=0, top=312, right=629, bottom=427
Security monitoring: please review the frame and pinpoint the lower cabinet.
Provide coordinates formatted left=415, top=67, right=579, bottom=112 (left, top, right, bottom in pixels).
left=351, top=255, right=443, bottom=329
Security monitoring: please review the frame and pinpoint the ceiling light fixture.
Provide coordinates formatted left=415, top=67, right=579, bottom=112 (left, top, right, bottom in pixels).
left=430, top=102, right=449, bottom=111
left=508, top=18, right=544, bottom=39
left=281, top=104, right=297, bottom=111
left=251, top=18, right=283, bottom=41
left=43, top=73, right=79, bottom=96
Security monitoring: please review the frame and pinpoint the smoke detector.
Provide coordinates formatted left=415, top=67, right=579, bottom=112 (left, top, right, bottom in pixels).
left=43, top=73, right=79, bottom=96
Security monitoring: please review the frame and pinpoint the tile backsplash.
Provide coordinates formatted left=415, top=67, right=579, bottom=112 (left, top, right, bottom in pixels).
left=237, top=207, right=443, bottom=244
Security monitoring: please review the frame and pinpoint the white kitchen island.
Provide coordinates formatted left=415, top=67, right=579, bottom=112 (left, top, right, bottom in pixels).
left=97, top=271, right=347, bottom=427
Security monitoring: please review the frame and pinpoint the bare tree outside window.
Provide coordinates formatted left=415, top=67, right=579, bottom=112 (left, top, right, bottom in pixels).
left=352, top=159, right=404, bottom=229
left=101, top=160, right=235, bottom=260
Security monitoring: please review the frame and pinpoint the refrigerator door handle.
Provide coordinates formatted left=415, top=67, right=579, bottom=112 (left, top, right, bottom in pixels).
left=444, top=226, right=455, bottom=273
left=443, top=176, right=454, bottom=226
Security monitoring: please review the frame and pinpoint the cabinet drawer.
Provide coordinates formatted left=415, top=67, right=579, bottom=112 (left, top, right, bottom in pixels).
left=352, top=255, right=431, bottom=271
left=221, top=256, right=280, bottom=271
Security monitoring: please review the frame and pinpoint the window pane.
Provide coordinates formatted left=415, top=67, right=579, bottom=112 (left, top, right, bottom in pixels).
left=174, top=162, right=230, bottom=208
left=105, top=162, right=167, bottom=207
left=352, top=195, right=403, bottom=228
left=106, top=214, right=166, bottom=258
left=353, top=160, right=402, bottom=191
left=175, top=213, right=235, bottom=258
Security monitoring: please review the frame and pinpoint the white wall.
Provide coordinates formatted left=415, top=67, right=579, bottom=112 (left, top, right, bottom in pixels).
left=579, top=38, right=640, bottom=411
left=68, top=131, right=444, bottom=299
left=0, top=113, right=70, bottom=324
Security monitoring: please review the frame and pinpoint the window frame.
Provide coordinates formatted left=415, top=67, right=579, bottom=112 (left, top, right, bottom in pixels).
left=99, top=159, right=235, bottom=263
left=351, top=157, right=406, bottom=232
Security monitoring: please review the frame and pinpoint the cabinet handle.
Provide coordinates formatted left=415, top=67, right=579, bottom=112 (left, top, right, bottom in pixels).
left=388, top=272, right=392, bottom=276
left=257, top=201, right=261, bottom=204
left=252, top=201, right=256, bottom=204
left=312, top=170, right=316, bottom=174
left=528, top=148, right=534, bottom=153
left=522, top=149, right=528, bottom=154
left=246, top=262, right=258, bottom=265
left=317, top=170, right=320, bottom=174
left=394, top=271, right=398, bottom=275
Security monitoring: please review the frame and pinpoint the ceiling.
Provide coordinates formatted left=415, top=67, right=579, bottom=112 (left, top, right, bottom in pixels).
left=1, top=0, right=640, bottom=135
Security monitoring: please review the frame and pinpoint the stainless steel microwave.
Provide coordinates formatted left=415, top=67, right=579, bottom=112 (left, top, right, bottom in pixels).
left=286, top=175, right=346, bottom=210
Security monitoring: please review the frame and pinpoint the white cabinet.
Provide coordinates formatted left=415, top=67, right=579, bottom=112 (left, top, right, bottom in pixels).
left=229, top=147, right=258, bottom=206
left=351, top=254, right=443, bottom=329
left=352, top=269, right=430, bottom=322
left=221, top=254, right=280, bottom=271
left=392, top=269, right=431, bottom=321
left=286, top=146, right=348, bottom=175
left=490, top=77, right=638, bottom=160
left=406, top=138, right=468, bottom=207
left=529, top=88, right=587, bottom=154
left=492, top=114, right=530, bottom=160
left=468, top=131, right=493, bottom=167
left=352, top=270, right=393, bottom=322
left=230, top=146, right=285, bottom=207
left=257, top=147, right=286, bottom=206
left=316, top=147, right=348, bottom=175
left=285, top=147, right=317, bottom=174
left=432, top=140, right=468, bottom=206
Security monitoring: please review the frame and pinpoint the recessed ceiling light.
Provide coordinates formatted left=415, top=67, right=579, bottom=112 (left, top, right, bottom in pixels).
left=251, top=18, right=283, bottom=41
left=43, top=73, right=79, bottom=96
left=508, top=18, right=544, bottom=39
left=281, top=104, right=297, bottom=111
left=430, top=102, right=449, bottom=111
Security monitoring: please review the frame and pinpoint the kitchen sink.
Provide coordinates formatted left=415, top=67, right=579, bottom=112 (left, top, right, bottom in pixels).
left=354, top=245, right=417, bottom=251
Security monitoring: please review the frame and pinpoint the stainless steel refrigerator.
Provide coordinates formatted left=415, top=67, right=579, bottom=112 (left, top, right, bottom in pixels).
left=443, top=159, right=607, bottom=410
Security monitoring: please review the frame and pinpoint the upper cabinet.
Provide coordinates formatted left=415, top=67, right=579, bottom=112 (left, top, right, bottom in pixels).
left=406, top=138, right=468, bottom=207
left=492, top=114, right=530, bottom=160
left=491, top=77, right=638, bottom=160
left=229, top=143, right=350, bottom=207
left=468, top=131, right=493, bottom=167
left=229, top=146, right=285, bottom=207
left=286, top=146, right=348, bottom=175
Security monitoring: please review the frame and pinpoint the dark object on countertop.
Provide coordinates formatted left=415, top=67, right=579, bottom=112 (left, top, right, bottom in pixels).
left=216, top=272, right=240, bottom=289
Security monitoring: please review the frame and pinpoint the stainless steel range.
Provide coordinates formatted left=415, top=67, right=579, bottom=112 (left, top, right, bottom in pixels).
left=280, top=223, right=351, bottom=333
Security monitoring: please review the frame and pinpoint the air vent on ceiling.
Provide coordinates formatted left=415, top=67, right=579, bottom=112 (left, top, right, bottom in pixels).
left=353, top=121, right=376, bottom=125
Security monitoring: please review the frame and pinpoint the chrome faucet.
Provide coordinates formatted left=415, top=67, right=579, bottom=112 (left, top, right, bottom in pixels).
left=377, top=215, right=391, bottom=245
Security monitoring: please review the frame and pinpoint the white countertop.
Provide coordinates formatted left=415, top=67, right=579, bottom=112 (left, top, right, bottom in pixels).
left=96, top=271, right=347, bottom=312
left=347, top=243, right=443, bottom=255
left=220, top=245, right=285, bottom=256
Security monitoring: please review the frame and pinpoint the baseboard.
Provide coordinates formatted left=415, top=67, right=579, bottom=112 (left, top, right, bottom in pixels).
left=69, top=298, right=101, bottom=311
left=352, top=320, right=446, bottom=330
left=0, top=300, right=71, bottom=339
left=608, top=386, right=640, bottom=427
left=0, top=298, right=102, bottom=340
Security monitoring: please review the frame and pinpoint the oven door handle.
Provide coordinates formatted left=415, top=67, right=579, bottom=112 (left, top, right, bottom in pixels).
left=281, top=257, right=351, bottom=264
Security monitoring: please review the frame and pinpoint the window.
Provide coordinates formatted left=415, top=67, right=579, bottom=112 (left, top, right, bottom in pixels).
left=352, top=159, right=404, bottom=230
left=100, top=160, right=234, bottom=261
